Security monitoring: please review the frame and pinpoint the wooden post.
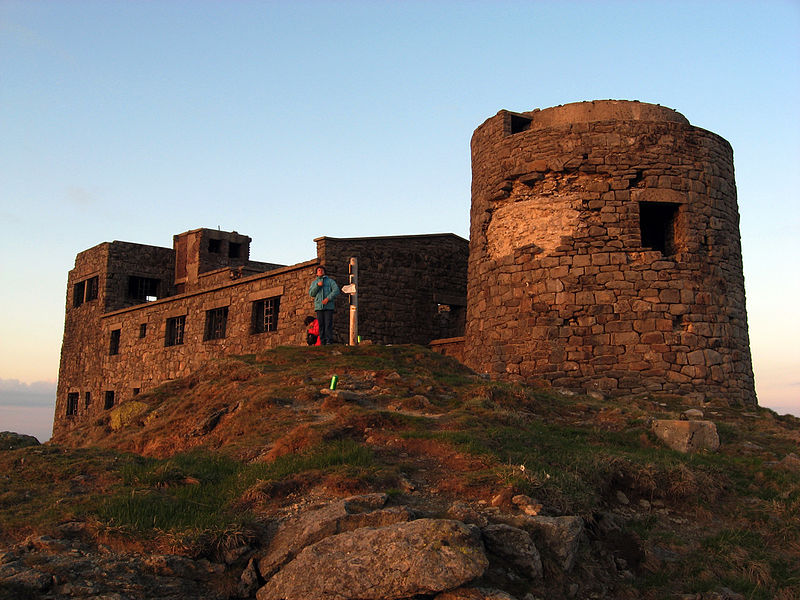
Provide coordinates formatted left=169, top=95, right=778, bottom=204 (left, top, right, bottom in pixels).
left=349, top=257, right=358, bottom=345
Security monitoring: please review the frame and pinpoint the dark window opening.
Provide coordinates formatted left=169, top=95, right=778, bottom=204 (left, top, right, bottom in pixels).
left=85, top=276, right=98, bottom=301
left=66, top=392, right=78, bottom=416
left=252, top=296, right=280, bottom=334
left=208, top=238, right=221, bottom=253
left=628, top=170, right=645, bottom=188
left=165, top=315, right=186, bottom=347
left=204, top=306, right=229, bottom=341
left=228, top=242, right=242, bottom=258
left=139, top=323, right=147, bottom=338
left=133, top=388, right=140, bottom=396
left=85, top=391, right=91, bottom=408
left=73, top=281, right=85, bottom=307
left=109, top=329, right=121, bottom=355
left=104, top=390, right=115, bottom=410
left=509, top=114, right=532, bottom=134
left=639, top=202, right=679, bottom=255
left=127, top=276, right=160, bottom=302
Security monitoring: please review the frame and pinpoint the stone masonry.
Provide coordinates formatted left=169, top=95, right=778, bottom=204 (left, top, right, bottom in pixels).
left=54, top=229, right=467, bottom=436
left=463, top=100, right=756, bottom=405
left=55, top=99, right=759, bottom=437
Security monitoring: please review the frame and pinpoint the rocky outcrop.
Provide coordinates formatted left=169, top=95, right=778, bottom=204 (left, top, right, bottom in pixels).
left=257, top=493, right=414, bottom=579
left=0, top=431, right=40, bottom=450
left=0, top=494, right=611, bottom=600
left=256, top=519, right=488, bottom=600
left=0, top=534, right=226, bottom=600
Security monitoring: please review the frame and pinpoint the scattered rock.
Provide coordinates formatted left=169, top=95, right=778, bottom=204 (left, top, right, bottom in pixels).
left=777, top=453, right=800, bottom=471
left=680, top=408, right=704, bottom=420
left=435, top=587, right=519, bottom=600
left=481, top=523, right=543, bottom=579
left=652, top=419, right=720, bottom=453
left=256, top=519, right=488, bottom=600
left=448, top=501, right=489, bottom=528
left=490, top=486, right=515, bottom=508
left=520, top=515, right=584, bottom=572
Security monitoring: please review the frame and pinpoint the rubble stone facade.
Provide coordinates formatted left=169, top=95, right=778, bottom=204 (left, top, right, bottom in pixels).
left=463, top=100, right=756, bottom=405
left=55, top=229, right=467, bottom=436
left=55, top=99, right=759, bottom=437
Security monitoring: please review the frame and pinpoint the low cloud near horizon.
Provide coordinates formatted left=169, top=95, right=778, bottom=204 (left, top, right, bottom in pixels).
left=0, top=378, right=56, bottom=407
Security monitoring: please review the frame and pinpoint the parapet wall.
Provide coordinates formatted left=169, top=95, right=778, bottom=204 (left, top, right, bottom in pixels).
left=464, top=100, right=756, bottom=405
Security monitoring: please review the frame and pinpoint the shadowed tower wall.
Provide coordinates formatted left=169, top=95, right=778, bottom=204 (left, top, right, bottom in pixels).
left=464, top=100, right=756, bottom=405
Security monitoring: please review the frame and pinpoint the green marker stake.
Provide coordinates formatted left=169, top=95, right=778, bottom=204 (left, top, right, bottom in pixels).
left=330, top=375, right=338, bottom=390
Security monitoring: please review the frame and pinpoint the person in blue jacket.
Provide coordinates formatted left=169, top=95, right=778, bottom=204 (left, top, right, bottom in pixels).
left=308, top=266, right=340, bottom=345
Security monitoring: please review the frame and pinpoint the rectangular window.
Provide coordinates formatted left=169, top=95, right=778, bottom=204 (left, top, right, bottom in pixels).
left=109, top=329, right=121, bottom=355
left=639, top=202, right=679, bottom=256
left=127, top=276, right=160, bottom=302
left=509, top=113, right=532, bottom=135
left=66, top=392, right=78, bottom=416
left=228, top=242, right=241, bottom=258
left=252, top=296, right=280, bottom=334
left=104, top=390, right=115, bottom=410
left=73, top=281, right=86, bottom=307
left=208, top=238, right=222, bottom=253
left=139, top=323, right=147, bottom=338
left=85, top=391, right=91, bottom=408
left=204, top=306, right=229, bottom=341
left=85, top=276, right=99, bottom=301
left=165, top=315, right=186, bottom=347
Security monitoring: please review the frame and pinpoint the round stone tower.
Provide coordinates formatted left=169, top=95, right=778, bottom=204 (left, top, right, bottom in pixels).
left=464, top=100, right=756, bottom=405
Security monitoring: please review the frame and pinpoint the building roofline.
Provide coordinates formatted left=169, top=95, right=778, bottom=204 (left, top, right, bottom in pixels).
left=314, top=232, right=468, bottom=244
left=99, top=258, right=319, bottom=319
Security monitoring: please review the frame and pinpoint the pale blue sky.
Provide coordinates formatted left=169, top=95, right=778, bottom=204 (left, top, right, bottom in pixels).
left=1, top=0, right=798, bottom=440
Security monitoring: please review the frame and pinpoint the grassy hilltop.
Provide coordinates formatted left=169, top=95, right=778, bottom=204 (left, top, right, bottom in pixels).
left=2, top=344, right=799, bottom=599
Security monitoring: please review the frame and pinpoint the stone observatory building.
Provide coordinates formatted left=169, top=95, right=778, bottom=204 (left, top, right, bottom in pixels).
left=463, top=100, right=756, bottom=405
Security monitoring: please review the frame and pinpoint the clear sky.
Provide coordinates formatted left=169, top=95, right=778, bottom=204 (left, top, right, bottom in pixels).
left=1, top=0, right=798, bottom=442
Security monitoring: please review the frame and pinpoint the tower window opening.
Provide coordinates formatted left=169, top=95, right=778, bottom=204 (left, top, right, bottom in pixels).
left=228, top=242, right=242, bottom=258
left=66, top=392, right=78, bottom=416
left=127, top=276, right=160, bottom=302
left=639, top=201, right=679, bottom=255
left=104, top=390, right=115, bottom=410
left=208, top=238, right=222, bottom=253
left=509, top=114, right=532, bottom=135
left=73, top=281, right=85, bottom=307
left=109, top=329, right=121, bottom=355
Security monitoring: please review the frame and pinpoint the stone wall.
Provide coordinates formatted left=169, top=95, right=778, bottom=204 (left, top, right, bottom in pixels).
left=464, top=100, right=756, bottom=405
left=54, top=231, right=469, bottom=437
left=317, top=234, right=468, bottom=346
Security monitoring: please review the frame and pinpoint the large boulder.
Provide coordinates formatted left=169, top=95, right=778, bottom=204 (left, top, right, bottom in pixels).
left=257, top=493, right=413, bottom=578
left=256, top=518, right=489, bottom=600
left=652, top=419, right=720, bottom=453
left=109, top=401, right=150, bottom=431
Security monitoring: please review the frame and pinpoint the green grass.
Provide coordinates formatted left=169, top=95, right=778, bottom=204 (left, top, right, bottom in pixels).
left=97, top=439, right=376, bottom=534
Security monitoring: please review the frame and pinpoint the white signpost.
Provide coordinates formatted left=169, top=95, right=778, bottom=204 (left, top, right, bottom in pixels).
left=347, top=258, right=358, bottom=345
